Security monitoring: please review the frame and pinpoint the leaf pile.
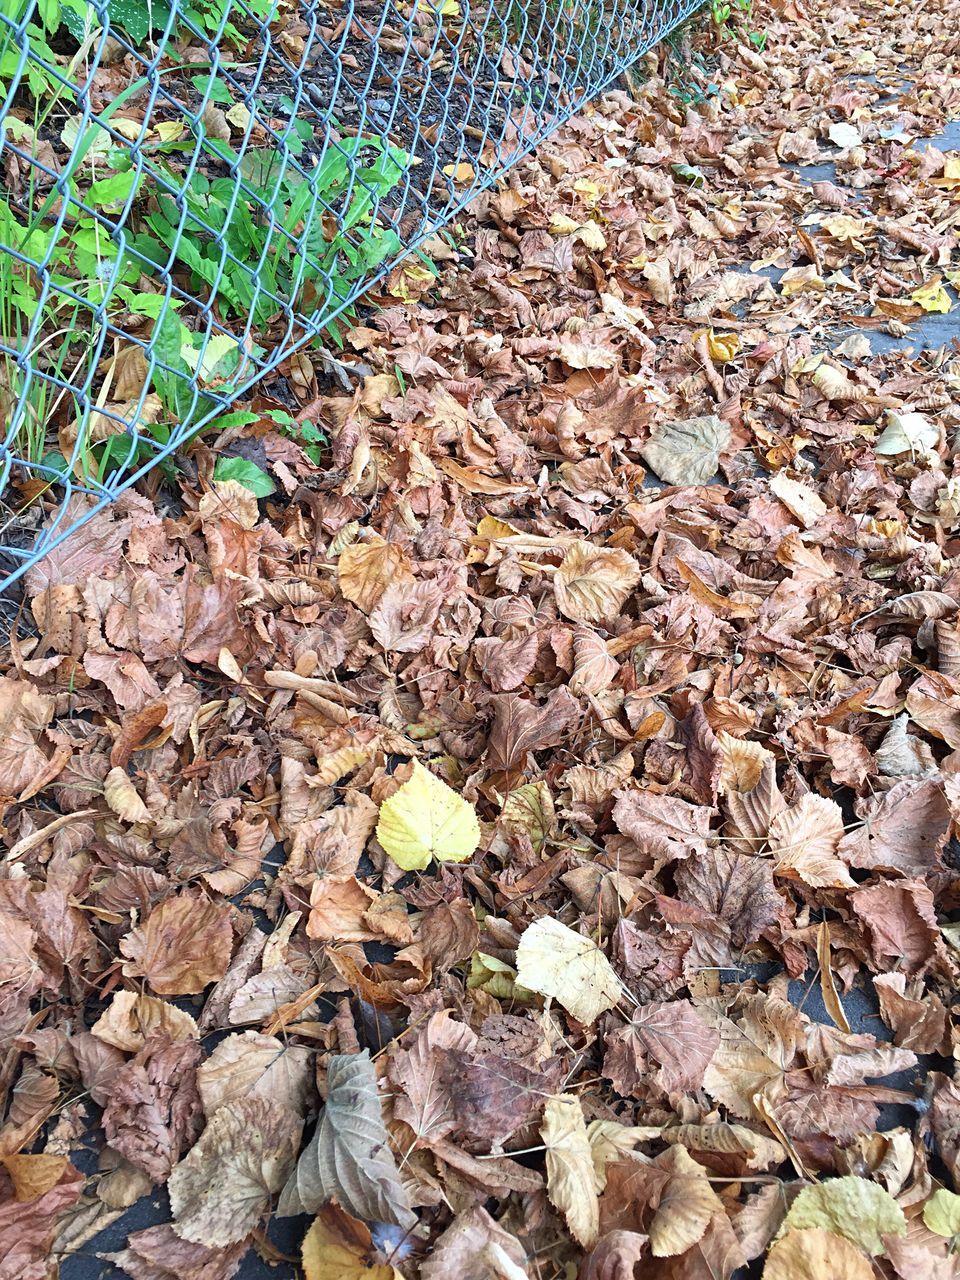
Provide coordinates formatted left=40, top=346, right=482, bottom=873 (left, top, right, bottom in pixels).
left=3, top=0, right=960, bottom=1277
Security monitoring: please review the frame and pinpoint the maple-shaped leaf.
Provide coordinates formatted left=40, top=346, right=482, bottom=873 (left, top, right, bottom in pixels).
left=640, top=414, right=730, bottom=487
left=515, top=917, right=622, bottom=1025
left=375, top=761, right=480, bottom=871
left=486, top=687, right=580, bottom=771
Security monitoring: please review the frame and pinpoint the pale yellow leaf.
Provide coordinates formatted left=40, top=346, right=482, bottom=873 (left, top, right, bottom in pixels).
left=376, top=761, right=480, bottom=871
left=554, top=542, right=641, bottom=624
left=103, top=766, right=151, bottom=824
left=649, top=1146, right=724, bottom=1257
left=515, top=917, right=621, bottom=1024
left=541, top=1094, right=599, bottom=1247
left=924, top=1189, right=960, bottom=1238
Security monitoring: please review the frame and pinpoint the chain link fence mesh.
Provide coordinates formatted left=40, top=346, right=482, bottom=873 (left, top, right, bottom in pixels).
left=0, top=0, right=701, bottom=591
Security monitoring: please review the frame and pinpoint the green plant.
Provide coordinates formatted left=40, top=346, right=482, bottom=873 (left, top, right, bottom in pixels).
left=132, top=127, right=409, bottom=334
left=709, top=0, right=767, bottom=50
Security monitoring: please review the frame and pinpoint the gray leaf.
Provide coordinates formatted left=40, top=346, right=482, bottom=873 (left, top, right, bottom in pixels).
left=641, top=414, right=730, bottom=487
left=277, top=1049, right=416, bottom=1228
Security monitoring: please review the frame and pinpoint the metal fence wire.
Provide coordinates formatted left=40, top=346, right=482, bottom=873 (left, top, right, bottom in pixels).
left=0, top=0, right=700, bottom=591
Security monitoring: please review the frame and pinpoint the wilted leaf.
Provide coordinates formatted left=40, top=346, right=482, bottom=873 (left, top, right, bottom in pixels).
left=375, top=761, right=480, bottom=871
left=278, top=1050, right=416, bottom=1229
left=389, top=1010, right=478, bottom=1146
left=302, top=1204, right=401, bottom=1280
left=554, top=542, right=642, bottom=624
left=515, top=917, right=622, bottom=1024
left=420, top=1205, right=531, bottom=1280
left=197, top=1032, right=312, bottom=1119
left=768, top=794, right=853, bottom=888
left=105, top=1223, right=249, bottom=1280
left=92, top=991, right=199, bottom=1052
left=119, top=892, right=234, bottom=995
left=103, top=765, right=152, bottom=823
left=542, top=1094, right=599, bottom=1247
left=168, top=1096, right=302, bottom=1246
left=337, top=538, right=413, bottom=614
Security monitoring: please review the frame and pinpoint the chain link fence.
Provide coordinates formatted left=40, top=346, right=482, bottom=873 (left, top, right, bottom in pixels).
left=0, top=0, right=700, bottom=591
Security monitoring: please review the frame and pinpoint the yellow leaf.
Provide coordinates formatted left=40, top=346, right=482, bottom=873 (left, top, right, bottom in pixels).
left=781, top=1175, right=907, bottom=1255
left=103, top=766, right=151, bottom=824
left=541, top=1094, right=599, bottom=1248
left=303, top=1204, right=401, bottom=1280
left=763, top=1228, right=874, bottom=1280
left=515, top=916, right=621, bottom=1024
left=1, top=1154, right=69, bottom=1201
left=466, top=951, right=531, bottom=1000
left=649, top=1146, right=724, bottom=1257
left=337, top=537, right=413, bottom=614
left=442, top=161, right=475, bottom=182
left=434, top=0, right=460, bottom=14
left=376, top=761, right=480, bottom=871
left=692, top=328, right=741, bottom=362
left=912, top=280, right=954, bottom=313
left=924, top=1189, right=960, bottom=1237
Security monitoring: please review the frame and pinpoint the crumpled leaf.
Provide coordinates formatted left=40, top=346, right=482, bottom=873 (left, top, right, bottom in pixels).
left=120, top=892, right=234, bottom=995
left=554, top=542, right=641, bottom=624
left=196, top=1032, right=313, bottom=1119
left=103, top=765, right=152, bottom=823
left=515, top=916, right=622, bottom=1024
left=375, top=760, right=480, bottom=871
left=420, top=1205, right=531, bottom=1280
left=105, top=1222, right=249, bottom=1280
left=542, top=1094, right=600, bottom=1248
left=781, top=1175, right=907, bottom=1255
left=168, top=1095, right=302, bottom=1247
left=91, top=991, right=199, bottom=1052
left=278, top=1050, right=416, bottom=1229
left=640, top=415, right=730, bottom=486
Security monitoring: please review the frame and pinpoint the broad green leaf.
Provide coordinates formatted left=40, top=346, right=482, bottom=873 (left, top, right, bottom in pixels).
left=375, top=761, right=480, bottom=871
left=213, top=458, right=275, bottom=497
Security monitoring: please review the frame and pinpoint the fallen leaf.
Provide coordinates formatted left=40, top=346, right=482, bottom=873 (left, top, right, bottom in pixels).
left=554, top=542, right=642, bottom=624
left=515, top=917, right=622, bottom=1024
left=640, top=415, right=730, bottom=487
left=168, top=1096, right=302, bottom=1246
left=781, top=1175, right=907, bottom=1255
left=762, top=1228, right=873, bottom=1280
left=375, top=760, right=481, bottom=871
left=120, top=892, right=234, bottom=995
left=278, top=1050, right=416, bottom=1229
left=542, top=1094, right=600, bottom=1248
left=302, top=1204, right=401, bottom=1280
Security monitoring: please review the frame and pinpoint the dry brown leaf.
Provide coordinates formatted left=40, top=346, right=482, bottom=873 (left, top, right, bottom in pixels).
left=554, top=542, right=642, bottom=624
left=640, top=415, right=730, bottom=487
left=278, top=1050, right=415, bottom=1229
left=196, top=1032, right=312, bottom=1119
left=168, top=1096, right=302, bottom=1246
left=302, top=1204, right=401, bottom=1280
left=337, top=537, right=413, bottom=614
left=91, top=991, right=199, bottom=1052
left=120, top=893, right=234, bottom=995
left=762, top=1228, right=874, bottom=1279
left=768, top=794, right=853, bottom=888
left=103, top=766, right=152, bottom=824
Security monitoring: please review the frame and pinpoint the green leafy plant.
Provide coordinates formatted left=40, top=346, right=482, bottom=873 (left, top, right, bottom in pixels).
left=132, top=128, right=409, bottom=334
